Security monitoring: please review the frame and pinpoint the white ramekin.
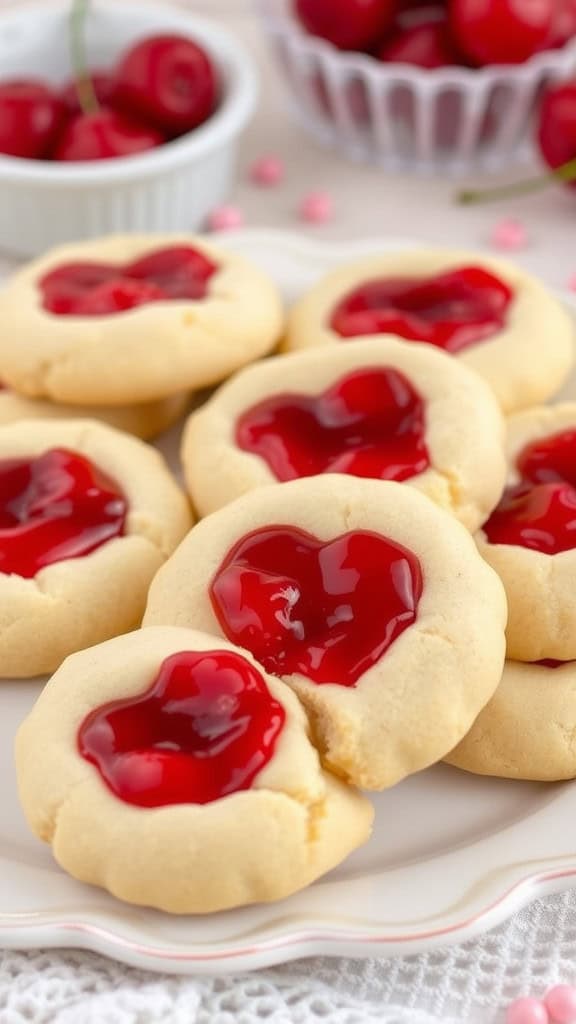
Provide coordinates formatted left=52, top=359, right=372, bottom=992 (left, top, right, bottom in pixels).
left=0, top=1, right=257, bottom=256
left=257, top=0, right=576, bottom=175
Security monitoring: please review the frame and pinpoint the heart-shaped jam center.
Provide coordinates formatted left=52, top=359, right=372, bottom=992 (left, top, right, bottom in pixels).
left=210, top=526, right=422, bottom=687
left=516, top=429, right=576, bottom=487
left=40, top=245, right=217, bottom=316
left=236, top=367, right=430, bottom=483
left=0, top=448, right=126, bottom=577
left=483, top=481, right=576, bottom=555
left=78, top=649, right=285, bottom=807
left=330, top=266, right=513, bottom=354
left=483, top=429, right=576, bottom=555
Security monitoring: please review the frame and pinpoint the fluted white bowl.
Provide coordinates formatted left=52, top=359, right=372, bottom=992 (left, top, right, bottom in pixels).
left=257, top=0, right=576, bottom=175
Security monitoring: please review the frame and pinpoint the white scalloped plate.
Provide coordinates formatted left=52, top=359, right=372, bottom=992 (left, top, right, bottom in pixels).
left=1, top=229, right=576, bottom=976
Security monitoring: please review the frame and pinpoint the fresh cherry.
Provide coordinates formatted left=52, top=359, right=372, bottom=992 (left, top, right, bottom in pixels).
left=398, top=0, right=448, bottom=8
left=294, top=0, right=398, bottom=50
left=114, top=34, right=217, bottom=136
left=460, top=77, right=576, bottom=203
left=449, top=0, right=554, bottom=65
left=394, top=2, right=451, bottom=26
left=53, top=108, right=164, bottom=162
left=548, top=0, right=576, bottom=46
left=61, top=71, right=116, bottom=116
left=379, top=15, right=463, bottom=66
left=0, top=80, right=65, bottom=159
left=538, top=80, right=576, bottom=190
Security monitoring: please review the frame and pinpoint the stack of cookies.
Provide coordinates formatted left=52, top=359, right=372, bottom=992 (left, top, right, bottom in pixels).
left=6, top=237, right=575, bottom=914
left=447, top=402, right=576, bottom=782
left=0, top=235, right=283, bottom=437
left=0, top=235, right=283, bottom=676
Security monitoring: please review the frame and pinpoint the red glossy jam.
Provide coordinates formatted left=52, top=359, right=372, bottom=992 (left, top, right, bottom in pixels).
left=534, top=659, right=569, bottom=669
left=483, top=481, right=576, bottom=555
left=236, top=367, right=430, bottom=483
left=210, top=526, right=423, bottom=687
left=517, top=429, right=576, bottom=488
left=330, top=266, right=513, bottom=354
left=78, top=649, right=285, bottom=807
left=39, top=245, right=218, bottom=316
left=0, top=448, right=126, bottom=577
left=483, top=429, right=576, bottom=555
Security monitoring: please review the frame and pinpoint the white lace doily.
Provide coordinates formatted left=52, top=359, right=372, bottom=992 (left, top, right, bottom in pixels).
left=2, top=890, right=576, bottom=1023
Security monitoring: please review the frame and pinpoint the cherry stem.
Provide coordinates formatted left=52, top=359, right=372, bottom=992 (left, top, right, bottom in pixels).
left=458, top=156, right=576, bottom=205
left=70, top=0, right=99, bottom=116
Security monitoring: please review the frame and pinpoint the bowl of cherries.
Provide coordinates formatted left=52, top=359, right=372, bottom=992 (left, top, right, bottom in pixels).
left=258, top=0, right=576, bottom=173
left=0, top=0, right=256, bottom=256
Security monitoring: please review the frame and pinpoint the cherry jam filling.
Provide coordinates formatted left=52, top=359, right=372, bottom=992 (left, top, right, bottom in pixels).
left=236, top=367, right=430, bottom=483
left=517, top=429, right=576, bottom=488
left=483, top=429, right=576, bottom=555
left=39, top=245, right=218, bottom=316
left=483, top=482, right=576, bottom=555
left=330, top=266, right=513, bottom=354
left=0, top=448, right=126, bottom=577
left=78, top=649, right=285, bottom=807
left=210, top=526, right=423, bottom=687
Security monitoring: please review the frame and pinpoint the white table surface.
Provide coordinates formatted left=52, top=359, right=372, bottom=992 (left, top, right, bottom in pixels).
left=1, top=5, right=576, bottom=1023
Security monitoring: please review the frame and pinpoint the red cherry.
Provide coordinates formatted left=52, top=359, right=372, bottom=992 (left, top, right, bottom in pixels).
left=398, top=0, right=447, bottom=7
left=0, top=79, right=65, bottom=159
left=61, top=72, right=116, bottom=116
left=53, top=108, right=164, bottom=162
left=548, top=0, right=576, bottom=46
left=537, top=80, right=576, bottom=190
left=396, top=2, right=449, bottom=22
left=114, top=34, right=217, bottom=136
left=379, top=15, right=463, bottom=66
left=449, top=0, right=554, bottom=65
left=294, top=0, right=398, bottom=50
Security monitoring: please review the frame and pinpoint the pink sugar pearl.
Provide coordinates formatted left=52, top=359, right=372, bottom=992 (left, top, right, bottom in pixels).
left=250, top=154, right=284, bottom=186
left=299, top=190, right=334, bottom=225
left=545, top=985, right=576, bottom=1022
left=506, top=998, right=549, bottom=1024
left=490, top=217, right=528, bottom=251
left=207, top=205, right=245, bottom=232
left=567, top=273, right=576, bottom=293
